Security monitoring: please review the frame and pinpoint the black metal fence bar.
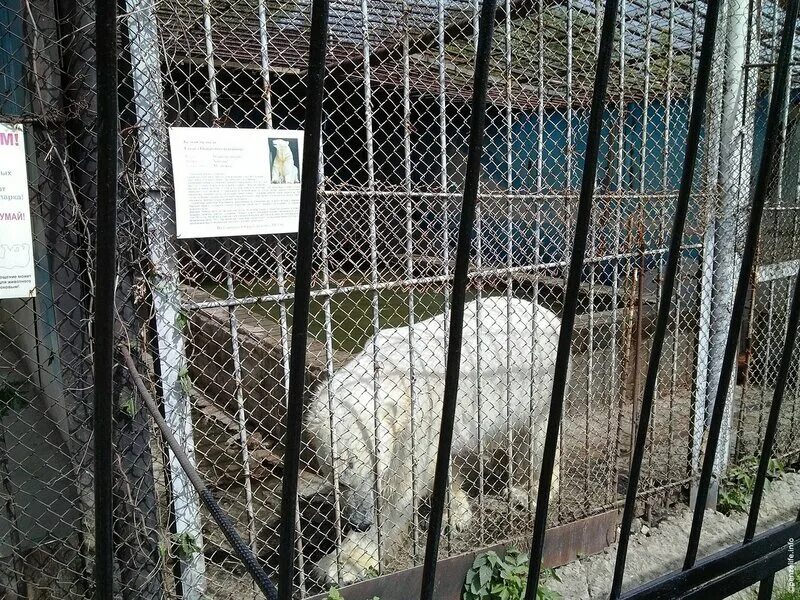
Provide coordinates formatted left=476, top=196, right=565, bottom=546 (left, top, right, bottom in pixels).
left=278, top=0, right=331, bottom=596
left=744, top=268, right=800, bottom=542
left=621, top=519, right=800, bottom=599
left=607, top=0, right=722, bottom=595
left=522, top=1, right=619, bottom=597
left=94, top=0, right=119, bottom=596
left=745, top=269, right=800, bottom=596
left=756, top=575, right=775, bottom=600
left=418, top=1, right=497, bottom=598
left=683, top=0, right=799, bottom=569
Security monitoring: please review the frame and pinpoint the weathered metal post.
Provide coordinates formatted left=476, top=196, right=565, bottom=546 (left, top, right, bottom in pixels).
left=700, top=0, right=754, bottom=505
left=124, top=0, right=206, bottom=596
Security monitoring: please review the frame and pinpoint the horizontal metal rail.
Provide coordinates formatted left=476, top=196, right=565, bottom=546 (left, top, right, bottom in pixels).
left=319, top=190, right=709, bottom=200
left=182, top=244, right=703, bottom=310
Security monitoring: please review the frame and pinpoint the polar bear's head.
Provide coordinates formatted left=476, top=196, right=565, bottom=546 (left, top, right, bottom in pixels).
left=272, top=139, right=293, bottom=161
left=306, top=384, right=378, bottom=532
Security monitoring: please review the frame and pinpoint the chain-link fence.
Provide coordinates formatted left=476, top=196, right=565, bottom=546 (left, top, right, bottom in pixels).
left=1, top=0, right=799, bottom=597
left=729, top=0, right=800, bottom=471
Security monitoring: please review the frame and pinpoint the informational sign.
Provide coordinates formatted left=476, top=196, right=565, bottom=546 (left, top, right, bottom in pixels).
left=169, top=127, right=303, bottom=238
left=0, top=123, right=36, bottom=299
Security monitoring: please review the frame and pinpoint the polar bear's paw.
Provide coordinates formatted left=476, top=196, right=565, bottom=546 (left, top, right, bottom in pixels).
left=447, top=486, right=474, bottom=533
left=315, top=531, right=379, bottom=586
left=509, top=485, right=533, bottom=509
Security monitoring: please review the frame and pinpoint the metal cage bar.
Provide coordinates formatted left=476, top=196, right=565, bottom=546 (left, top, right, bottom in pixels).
left=318, top=184, right=345, bottom=581
left=277, top=0, right=331, bottom=595
left=757, top=574, right=776, bottom=600
left=684, top=0, right=800, bottom=569
left=93, top=0, right=118, bottom=594
left=360, top=0, right=386, bottom=568
left=13, top=0, right=800, bottom=595
left=401, top=0, right=421, bottom=564
left=418, top=0, right=498, bottom=597
left=608, top=0, right=723, bottom=592
left=523, top=0, right=620, bottom=596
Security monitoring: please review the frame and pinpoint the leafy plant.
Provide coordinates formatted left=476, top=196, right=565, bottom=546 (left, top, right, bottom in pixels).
left=119, top=391, right=137, bottom=418
left=326, top=589, right=344, bottom=600
left=767, top=457, right=786, bottom=479
left=325, top=588, right=378, bottom=600
left=175, top=310, right=189, bottom=333
left=718, top=461, right=755, bottom=515
left=772, top=568, right=800, bottom=600
left=463, top=549, right=560, bottom=600
left=178, top=364, right=193, bottom=397
left=718, top=457, right=788, bottom=515
left=173, top=532, right=201, bottom=559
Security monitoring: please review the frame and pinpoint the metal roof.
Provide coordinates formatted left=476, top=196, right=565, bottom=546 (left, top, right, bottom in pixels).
left=154, top=0, right=797, bottom=109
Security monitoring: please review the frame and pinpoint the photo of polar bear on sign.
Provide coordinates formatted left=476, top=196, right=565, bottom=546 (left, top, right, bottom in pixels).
left=269, top=138, right=300, bottom=184
left=304, top=297, right=564, bottom=585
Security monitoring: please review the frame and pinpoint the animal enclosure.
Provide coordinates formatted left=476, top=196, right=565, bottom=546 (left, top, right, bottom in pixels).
left=1, top=0, right=800, bottom=598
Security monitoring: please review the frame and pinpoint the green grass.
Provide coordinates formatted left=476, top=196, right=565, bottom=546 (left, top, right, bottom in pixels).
left=202, top=276, right=459, bottom=353
left=772, top=569, right=800, bottom=600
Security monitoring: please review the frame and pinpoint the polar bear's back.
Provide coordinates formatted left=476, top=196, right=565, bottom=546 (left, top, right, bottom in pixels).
left=366, top=297, right=558, bottom=373
left=329, top=297, right=561, bottom=451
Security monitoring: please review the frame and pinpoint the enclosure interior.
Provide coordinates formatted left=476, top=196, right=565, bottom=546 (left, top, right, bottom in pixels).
left=1, top=0, right=800, bottom=597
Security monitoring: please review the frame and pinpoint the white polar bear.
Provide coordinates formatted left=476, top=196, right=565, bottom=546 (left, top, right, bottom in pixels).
left=305, top=297, right=564, bottom=585
left=271, top=139, right=299, bottom=184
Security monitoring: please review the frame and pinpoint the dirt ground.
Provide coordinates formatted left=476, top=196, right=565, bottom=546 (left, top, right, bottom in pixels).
left=549, top=471, right=800, bottom=598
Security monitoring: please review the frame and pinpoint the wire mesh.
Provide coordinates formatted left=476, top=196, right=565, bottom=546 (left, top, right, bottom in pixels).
left=730, top=0, right=800, bottom=475
left=0, top=0, right=799, bottom=597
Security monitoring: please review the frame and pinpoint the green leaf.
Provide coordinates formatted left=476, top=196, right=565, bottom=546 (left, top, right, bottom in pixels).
left=175, top=311, right=188, bottom=332
left=120, top=394, right=137, bottom=418
left=179, top=366, right=193, bottom=397
left=173, top=532, right=200, bottom=559
left=478, top=565, right=492, bottom=587
left=326, top=588, right=343, bottom=600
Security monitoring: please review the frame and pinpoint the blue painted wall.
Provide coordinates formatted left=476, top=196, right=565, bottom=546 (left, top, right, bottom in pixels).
left=1, top=1, right=25, bottom=115
left=463, top=93, right=799, bottom=283
left=461, top=99, right=696, bottom=282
